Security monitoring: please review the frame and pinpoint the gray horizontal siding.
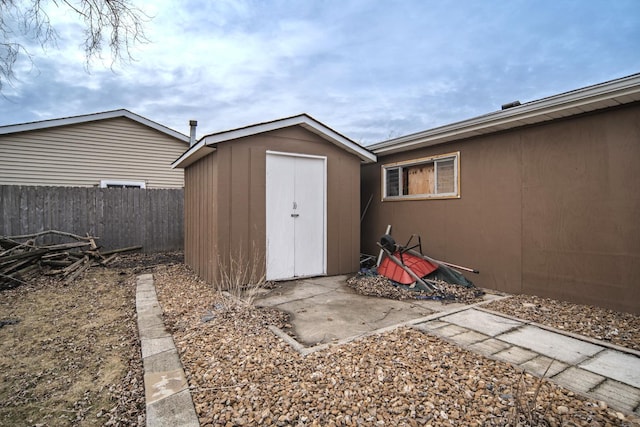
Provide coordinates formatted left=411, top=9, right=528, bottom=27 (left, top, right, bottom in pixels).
left=0, top=117, right=188, bottom=188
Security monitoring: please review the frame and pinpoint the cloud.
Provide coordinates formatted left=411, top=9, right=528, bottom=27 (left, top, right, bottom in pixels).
left=1, top=0, right=639, bottom=144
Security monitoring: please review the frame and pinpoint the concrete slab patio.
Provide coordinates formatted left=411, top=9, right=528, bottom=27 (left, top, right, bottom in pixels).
left=255, top=275, right=499, bottom=346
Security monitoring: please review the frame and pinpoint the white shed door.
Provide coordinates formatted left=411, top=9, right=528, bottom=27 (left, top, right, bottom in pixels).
left=266, top=152, right=326, bottom=281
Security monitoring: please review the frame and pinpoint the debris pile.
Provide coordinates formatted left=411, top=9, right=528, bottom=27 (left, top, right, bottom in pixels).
left=0, top=230, right=141, bottom=289
left=354, top=230, right=484, bottom=303
left=347, top=270, right=485, bottom=304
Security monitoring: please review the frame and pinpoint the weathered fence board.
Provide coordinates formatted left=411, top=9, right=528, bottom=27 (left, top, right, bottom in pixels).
left=0, top=186, right=183, bottom=252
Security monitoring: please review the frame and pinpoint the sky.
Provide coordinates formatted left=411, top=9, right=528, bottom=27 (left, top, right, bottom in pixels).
left=1, top=0, right=639, bottom=145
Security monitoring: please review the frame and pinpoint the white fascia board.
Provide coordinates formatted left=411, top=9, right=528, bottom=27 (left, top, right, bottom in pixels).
left=120, top=110, right=190, bottom=143
left=0, top=109, right=190, bottom=143
left=171, top=139, right=216, bottom=168
left=197, top=114, right=376, bottom=163
left=298, top=118, right=377, bottom=163
left=370, top=73, right=640, bottom=155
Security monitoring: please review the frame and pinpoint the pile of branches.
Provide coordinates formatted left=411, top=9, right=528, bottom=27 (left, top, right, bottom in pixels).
left=0, top=230, right=141, bottom=290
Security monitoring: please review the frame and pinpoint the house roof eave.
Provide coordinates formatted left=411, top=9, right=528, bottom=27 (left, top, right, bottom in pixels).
left=0, top=109, right=190, bottom=144
left=369, top=72, right=640, bottom=156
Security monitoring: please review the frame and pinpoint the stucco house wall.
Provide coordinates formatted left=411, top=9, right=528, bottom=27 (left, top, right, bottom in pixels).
left=362, top=101, right=640, bottom=314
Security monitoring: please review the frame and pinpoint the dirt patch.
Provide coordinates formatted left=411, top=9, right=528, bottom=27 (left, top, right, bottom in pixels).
left=0, top=266, right=144, bottom=426
left=107, top=250, right=184, bottom=272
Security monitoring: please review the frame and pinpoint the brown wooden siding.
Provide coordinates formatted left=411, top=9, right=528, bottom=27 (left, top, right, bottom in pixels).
left=362, top=103, right=640, bottom=314
left=0, top=117, right=187, bottom=188
left=184, top=153, right=218, bottom=283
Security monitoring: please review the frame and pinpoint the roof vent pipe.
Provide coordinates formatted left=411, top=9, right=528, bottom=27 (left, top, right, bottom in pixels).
left=189, top=120, right=197, bottom=146
left=501, top=100, right=521, bottom=110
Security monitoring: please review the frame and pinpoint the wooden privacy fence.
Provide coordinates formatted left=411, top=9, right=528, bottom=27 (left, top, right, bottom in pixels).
left=0, top=186, right=184, bottom=252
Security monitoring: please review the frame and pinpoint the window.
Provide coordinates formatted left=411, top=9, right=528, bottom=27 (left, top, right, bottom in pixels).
left=382, top=152, right=459, bottom=200
left=99, top=180, right=146, bottom=189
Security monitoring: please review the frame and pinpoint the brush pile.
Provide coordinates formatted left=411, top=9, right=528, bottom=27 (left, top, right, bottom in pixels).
left=0, top=230, right=141, bottom=289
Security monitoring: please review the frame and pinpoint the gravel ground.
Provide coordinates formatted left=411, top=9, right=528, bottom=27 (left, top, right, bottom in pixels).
left=346, top=273, right=485, bottom=304
left=154, top=264, right=640, bottom=426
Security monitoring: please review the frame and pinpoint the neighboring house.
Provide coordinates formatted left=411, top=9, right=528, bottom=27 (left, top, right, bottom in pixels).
left=361, top=73, right=640, bottom=314
left=0, top=109, right=190, bottom=188
left=0, top=109, right=190, bottom=252
left=172, top=114, right=376, bottom=284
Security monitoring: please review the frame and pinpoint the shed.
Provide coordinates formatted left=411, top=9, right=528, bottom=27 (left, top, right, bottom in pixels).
left=172, top=114, right=376, bottom=283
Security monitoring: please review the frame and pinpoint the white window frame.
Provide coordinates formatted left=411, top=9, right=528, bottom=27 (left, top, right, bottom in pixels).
left=381, top=151, right=460, bottom=201
left=99, top=180, right=146, bottom=189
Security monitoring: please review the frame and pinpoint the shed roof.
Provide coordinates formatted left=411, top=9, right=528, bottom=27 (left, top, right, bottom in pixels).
left=172, top=113, right=376, bottom=168
left=0, top=109, right=190, bottom=143
left=369, top=72, right=640, bottom=155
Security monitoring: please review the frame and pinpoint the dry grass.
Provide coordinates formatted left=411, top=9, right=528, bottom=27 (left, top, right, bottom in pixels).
left=214, top=246, right=268, bottom=308
left=0, top=268, right=144, bottom=426
left=508, top=361, right=555, bottom=426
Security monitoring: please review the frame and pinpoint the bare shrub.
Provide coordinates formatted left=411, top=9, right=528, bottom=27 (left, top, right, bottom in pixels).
left=214, top=245, right=266, bottom=308
left=508, top=360, right=555, bottom=426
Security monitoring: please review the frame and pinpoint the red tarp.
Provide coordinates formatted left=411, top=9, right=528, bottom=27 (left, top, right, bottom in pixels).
left=378, top=251, right=438, bottom=285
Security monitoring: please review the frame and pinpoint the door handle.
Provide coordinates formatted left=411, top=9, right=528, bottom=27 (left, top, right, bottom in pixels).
left=291, top=213, right=299, bottom=218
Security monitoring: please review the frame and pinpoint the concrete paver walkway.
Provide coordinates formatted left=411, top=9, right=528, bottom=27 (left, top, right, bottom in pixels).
left=416, top=308, right=640, bottom=416
left=136, top=274, right=199, bottom=427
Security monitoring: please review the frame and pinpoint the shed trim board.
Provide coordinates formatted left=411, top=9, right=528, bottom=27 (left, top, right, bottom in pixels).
left=265, top=151, right=327, bottom=281
left=172, top=113, right=376, bottom=169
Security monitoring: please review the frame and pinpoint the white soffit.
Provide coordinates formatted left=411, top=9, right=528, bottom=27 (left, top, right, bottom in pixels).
left=0, top=109, right=190, bottom=143
left=370, top=73, right=640, bottom=155
left=172, top=114, right=376, bottom=169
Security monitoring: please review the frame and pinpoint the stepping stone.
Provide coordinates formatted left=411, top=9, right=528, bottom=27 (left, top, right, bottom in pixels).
left=590, top=379, right=640, bottom=414
left=499, top=325, right=602, bottom=364
left=426, top=323, right=468, bottom=338
left=552, top=367, right=605, bottom=393
left=580, top=350, right=640, bottom=389
left=449, top=330, right=489, bottom=346
left=416, top=320, right=449, bottom=330
left=520, top=355, right=567, bottom=378
left=468, top=338, right=511, bottom=356
left=440, top=309, right=522, bottom=336
left=147, top=389, right=199, bottom=427
left=494, top=345, right=537, bottom=365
